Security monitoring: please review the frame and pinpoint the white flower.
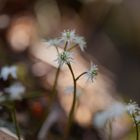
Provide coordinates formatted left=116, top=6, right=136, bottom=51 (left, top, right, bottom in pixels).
left=47, top=39, right=61, bottom=47
left=93, top=102, right=126, bottom=128
left=4, top=82, right=25, bottom=100
left=135, top=115, right=140, bottom=123
left=86, top=63, right=98, bottom=82
left=56, top=51, right=73, bottom=66
left=0, top=66, right=17, bottom=81
left=60, top=30, right=86, bottom=51
left=126, top=100, right=140, bottom=115
left=73, top=36, right=86, bottom=51
left=60, top=30, right=76, bottom=43
left=47, top=30, right=86, bottom=51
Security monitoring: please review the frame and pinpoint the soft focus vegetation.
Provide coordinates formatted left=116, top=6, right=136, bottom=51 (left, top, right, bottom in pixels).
left=0, top=0, right=140, bottom=140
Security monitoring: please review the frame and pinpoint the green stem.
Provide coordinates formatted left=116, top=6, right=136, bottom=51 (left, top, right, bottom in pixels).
left=108, top=120, right=112, bottom=140
left=64, top=41, right=68, bottom=51
left=75, top=72, right=87, bottom=81
left=67, top=44, right=78, bottom=51
left=133, top=114, right=139, bottom=140
left=55, top=46, right=59, bottom=54
left=11, top=105, right=21, bottom=140
left=44, top=65, right=61, bottom=116
left=63, top=63, right=77, bottom=140
left=49, top=65, right=61, bottom=106
left=38, top=65, right=61, bottom=137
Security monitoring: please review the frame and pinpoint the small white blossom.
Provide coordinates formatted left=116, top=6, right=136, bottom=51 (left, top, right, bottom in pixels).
left=73, top=36, right=86, bottom=51
left=56, top=51, right=73, bottom=66
left=86, top=63, right=98, bottom=82
left=93, top=102, right=126, bottom=128
left=60, top=30, right=86, bottom=51
left=4, top=82, right=25, bottom=100
left=135, top=115, right=140, bottom=123
left=0, top=66, right=17, bottom=81
left=47, top=39, right=61, bottom=47
left=47, top=30, right=86, bottom=51
left=60, top=30, right=76, bottom=43
left=126, top=100, right=140, bottom=115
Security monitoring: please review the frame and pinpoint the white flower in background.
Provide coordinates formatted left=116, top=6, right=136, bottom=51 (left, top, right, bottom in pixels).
left=4, top=82, right=25, bottom=100
left=0, top=66, right=17, bottom=81
left=86, top=63, right=98, bottom=82
left=56, top=51, right=73, bottom=66
left=0, top=92, right=6, bottom=103
left=0, top=91, right=5, bottom=103
left=93, top=102, right=126, bottom=128
left=126, top=100, right=140, bottom=115
left=94, top=111, right=109, bottom=128
left=65, top=86, right=82, bottom=97
left=135, top=115, right=140, bottom=123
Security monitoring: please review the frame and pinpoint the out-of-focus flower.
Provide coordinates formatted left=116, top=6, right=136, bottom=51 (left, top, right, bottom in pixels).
left=126, top=100, right=140, bottom=126
left=135, top=115, right=140, bottom=123
left=56, top=51, right=73, bottom=66
left=0, top=96, right=6, bottom=103
left=73, top=36, right=86, bottom=51
left=4, top=82, right=25, bottom=100
left=86, top=63, right=98, bottom=82
left=0, top=66, right=17, bottom=81
left=65, top=86, right=82, bottom=97
left=47, top=39, right=61, bottom=47
left=93, top=102, right=126, bottom=128
left=46, top=29, right=86, bottom=51
left=126, top=100, right=140, bottom=115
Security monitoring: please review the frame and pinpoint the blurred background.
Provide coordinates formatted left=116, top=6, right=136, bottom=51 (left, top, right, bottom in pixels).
left=0, top=0, right=140, bottom=140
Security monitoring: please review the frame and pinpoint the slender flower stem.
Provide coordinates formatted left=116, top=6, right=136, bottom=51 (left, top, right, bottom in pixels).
left=108, top=120, right=112, bottom=140
left=67, top=44, right=78, bottom=51
left=75, top=72, right=87, bottom=81
left=63, top=63, right=77, bottom=140
left=64, top=41, right=68, bottom=51
left=132, top=114, right=139, bottom=140
left=38, top=65, right=61, bottom=140
left=11, top=105, right=21, bottom=140
left=49, top=65, right=61, bottom=106
left=55, top=46, right=59, bottom=54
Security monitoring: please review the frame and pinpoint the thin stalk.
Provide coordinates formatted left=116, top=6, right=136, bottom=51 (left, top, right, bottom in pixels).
left=75, top=72, right=87, bottom=81
left=38, top=65, right=61, bottom=139
left=133, top=114, right=139, bottom=140
left=64, top=41, right=68, bottom=51
left=67, top=44, right=78, bottom=51
left=11, top=105, right=21, bottom=140
left=63, top=63, right=77, bottom=140
left=55, top=46, right=59, bottom=54
left=49, top=65, right=61, bottom=106
left=108, top=120, right=112, bottom=140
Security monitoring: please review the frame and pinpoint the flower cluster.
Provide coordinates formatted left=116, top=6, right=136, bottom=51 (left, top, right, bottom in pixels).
left=0, top=66, right=17, bottom=81
left=55, top=51, right=73, bottom=66
left=126, top=100, right=140, bottom=125
left=46, top=29, right=98, bottom=83
left=0, top=66, right=25, bottom=101
left=47, top=30, right=86, bottom=52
